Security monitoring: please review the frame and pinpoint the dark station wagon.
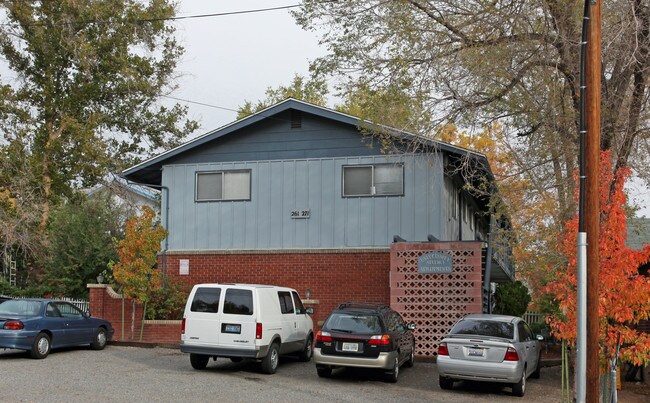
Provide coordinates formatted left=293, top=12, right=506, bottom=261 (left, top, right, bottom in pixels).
left=314, top=302, right=416, bottom=383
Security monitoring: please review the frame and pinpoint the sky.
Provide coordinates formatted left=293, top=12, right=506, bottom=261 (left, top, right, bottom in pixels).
left=0, top=0, right=648, bottom=215
left=169, top=0, right=325, bottom=133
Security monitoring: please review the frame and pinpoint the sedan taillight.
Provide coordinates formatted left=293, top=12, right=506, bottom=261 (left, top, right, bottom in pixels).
left=316, top=330, right=332, bottom=343
left=4, top=320, right=24, bottom=330
left=504, top=347, right=519, bottom=361
left=438, top=342, right=449, bottom=356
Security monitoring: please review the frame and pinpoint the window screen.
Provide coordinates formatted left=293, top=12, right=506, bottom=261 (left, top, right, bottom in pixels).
left=196, top=170, right=251, bottom=201
left=343, top=164, right=403, bottom=197
left=223, top=289, right=254, bottom=315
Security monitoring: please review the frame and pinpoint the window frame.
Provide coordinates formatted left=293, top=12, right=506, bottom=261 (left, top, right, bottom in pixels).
left=341, top=163, right=404, bottom=197
left=195, top=169, right=252, bottom=202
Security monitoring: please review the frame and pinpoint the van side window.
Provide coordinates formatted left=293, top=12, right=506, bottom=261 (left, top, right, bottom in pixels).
left=223, top=289, right=254, bottom=315
left=278, top=291, right=294, bottom=314
left=191, top=287, right=221, bottom=313
left=291, top=291, right=305, bottom=314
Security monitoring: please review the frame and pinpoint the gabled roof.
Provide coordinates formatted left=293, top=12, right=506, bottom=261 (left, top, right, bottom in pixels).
left=86, top=174, right=159, bottom=201
left=122, top=98, right=492, bottom=186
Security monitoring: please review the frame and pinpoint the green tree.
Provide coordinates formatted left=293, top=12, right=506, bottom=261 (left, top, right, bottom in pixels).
left=0, top=0, right=198, bottom=230
left=237, top=74, right=329, bottom=119
left=40, top=194, right=126, bottom=299
left=294, top=0, right=650, bottom=302
left=493, top=281, right=532, bottom=318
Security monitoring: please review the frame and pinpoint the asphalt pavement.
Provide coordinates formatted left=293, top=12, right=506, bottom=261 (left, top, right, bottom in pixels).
left=0, top=344, right=645, bottom=402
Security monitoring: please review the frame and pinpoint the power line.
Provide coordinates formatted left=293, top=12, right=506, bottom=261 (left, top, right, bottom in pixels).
left=0, top=3, right=302, bottom=27
left=162, top=95, right=239, bottom=113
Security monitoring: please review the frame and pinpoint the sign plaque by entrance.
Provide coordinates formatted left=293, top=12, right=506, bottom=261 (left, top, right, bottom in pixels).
left=418, top=252, right=453, bottom=274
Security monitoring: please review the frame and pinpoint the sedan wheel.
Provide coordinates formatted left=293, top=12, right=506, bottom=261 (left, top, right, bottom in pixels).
left=30, top=333, right=51, bottom=359
left=91, top=328, right=107, bottom=350
left=512, top=370, right=526, bottom=397
left=439, top=376, right=454, bottom=390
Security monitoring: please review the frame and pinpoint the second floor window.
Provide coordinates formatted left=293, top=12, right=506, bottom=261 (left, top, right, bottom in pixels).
left=342, top=164, right=403, bottom=197
left=195, top=170, right=251, bottom=201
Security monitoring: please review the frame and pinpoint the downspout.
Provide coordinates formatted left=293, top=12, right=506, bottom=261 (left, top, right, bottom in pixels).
left=483, top=213, right=495, bottom=314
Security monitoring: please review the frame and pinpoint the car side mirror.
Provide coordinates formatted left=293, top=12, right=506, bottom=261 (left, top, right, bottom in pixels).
left=407, top=322, right=416, bottom=330
left=536, top=334, right=544, bottom=341
left=83, top=312, right=91, bottom=318
left=305, top=307, right=314, bottom=315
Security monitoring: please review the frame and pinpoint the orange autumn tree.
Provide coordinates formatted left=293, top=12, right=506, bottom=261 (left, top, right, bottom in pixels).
left=111, top=206, right=167, bottom=313
left=438, top=123, right=561, bottom=296
left=546, top=151, right=650, bottom=366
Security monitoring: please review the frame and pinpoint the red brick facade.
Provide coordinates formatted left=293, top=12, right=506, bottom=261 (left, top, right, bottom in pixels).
left=89, top=245, right=485, bottom=352
left=89, top=250, right=391, bottom=344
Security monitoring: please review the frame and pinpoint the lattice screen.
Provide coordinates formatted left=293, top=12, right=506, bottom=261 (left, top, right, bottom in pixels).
left=390, top=243, right=484, bottom=358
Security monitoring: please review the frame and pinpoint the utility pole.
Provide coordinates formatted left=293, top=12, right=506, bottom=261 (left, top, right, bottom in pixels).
left=585, top=0, right=601, bottom=401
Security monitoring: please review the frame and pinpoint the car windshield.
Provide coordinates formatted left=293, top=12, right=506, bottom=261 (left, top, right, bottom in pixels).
left=0, top=300, right=42, bottom=317
left=325, top=313, right=382, bottom=333
left=450, top=319, right=514, bottom=339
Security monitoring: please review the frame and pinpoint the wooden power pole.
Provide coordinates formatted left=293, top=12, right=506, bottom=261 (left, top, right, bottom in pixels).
left=585, top=0, right=601, bottom=401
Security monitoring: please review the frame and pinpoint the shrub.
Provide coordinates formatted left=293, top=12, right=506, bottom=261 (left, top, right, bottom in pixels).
left=145, top=277, right=191, bottom=320
left=493, top=280, right=531, bottom=317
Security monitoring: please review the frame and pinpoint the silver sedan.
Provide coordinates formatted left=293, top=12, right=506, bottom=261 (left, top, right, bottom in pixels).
left=436, top=314, right=543, bottom=397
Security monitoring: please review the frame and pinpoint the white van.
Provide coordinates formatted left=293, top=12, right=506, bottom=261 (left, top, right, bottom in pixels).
left=180, top=283, right=314, bottom=374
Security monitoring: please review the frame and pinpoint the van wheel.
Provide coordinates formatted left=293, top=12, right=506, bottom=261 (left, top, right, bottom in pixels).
left=299, top=335, right=313, bottom=362
left=261, top=343, right=279, bottom=374
left=190, top=353, right=209, bottom=370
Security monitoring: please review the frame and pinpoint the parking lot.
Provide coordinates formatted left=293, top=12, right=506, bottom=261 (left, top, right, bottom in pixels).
left=0, top=344, right=574, bottom=402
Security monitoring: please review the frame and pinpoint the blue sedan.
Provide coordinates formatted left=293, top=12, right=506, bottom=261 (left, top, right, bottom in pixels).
left=0, top=298, right=114, bottom=359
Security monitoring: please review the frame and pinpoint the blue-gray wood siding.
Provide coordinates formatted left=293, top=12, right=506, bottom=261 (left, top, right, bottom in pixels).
left=162, top=154, right=455, bottom=250
left=164, top=111, right=385, bottom=166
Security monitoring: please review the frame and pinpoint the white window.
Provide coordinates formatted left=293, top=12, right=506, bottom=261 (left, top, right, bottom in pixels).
left=342, top=164, right=403, bottom=197
left=195, top=170, right=251, bottom=201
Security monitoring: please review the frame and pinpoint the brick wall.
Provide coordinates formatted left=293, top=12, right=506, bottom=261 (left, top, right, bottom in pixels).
left=162, top=250, right=391, bottom=327
left=390, top=242, right=484, bottom=358
left=89, top=250, right=391, bottom=344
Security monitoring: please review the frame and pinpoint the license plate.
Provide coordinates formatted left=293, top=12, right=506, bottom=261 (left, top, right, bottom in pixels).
left=468, top=347, right=484, bottom=357
left=222, top=324, right=241, bottom=334
left=342, top=342, right=359, bottom=352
